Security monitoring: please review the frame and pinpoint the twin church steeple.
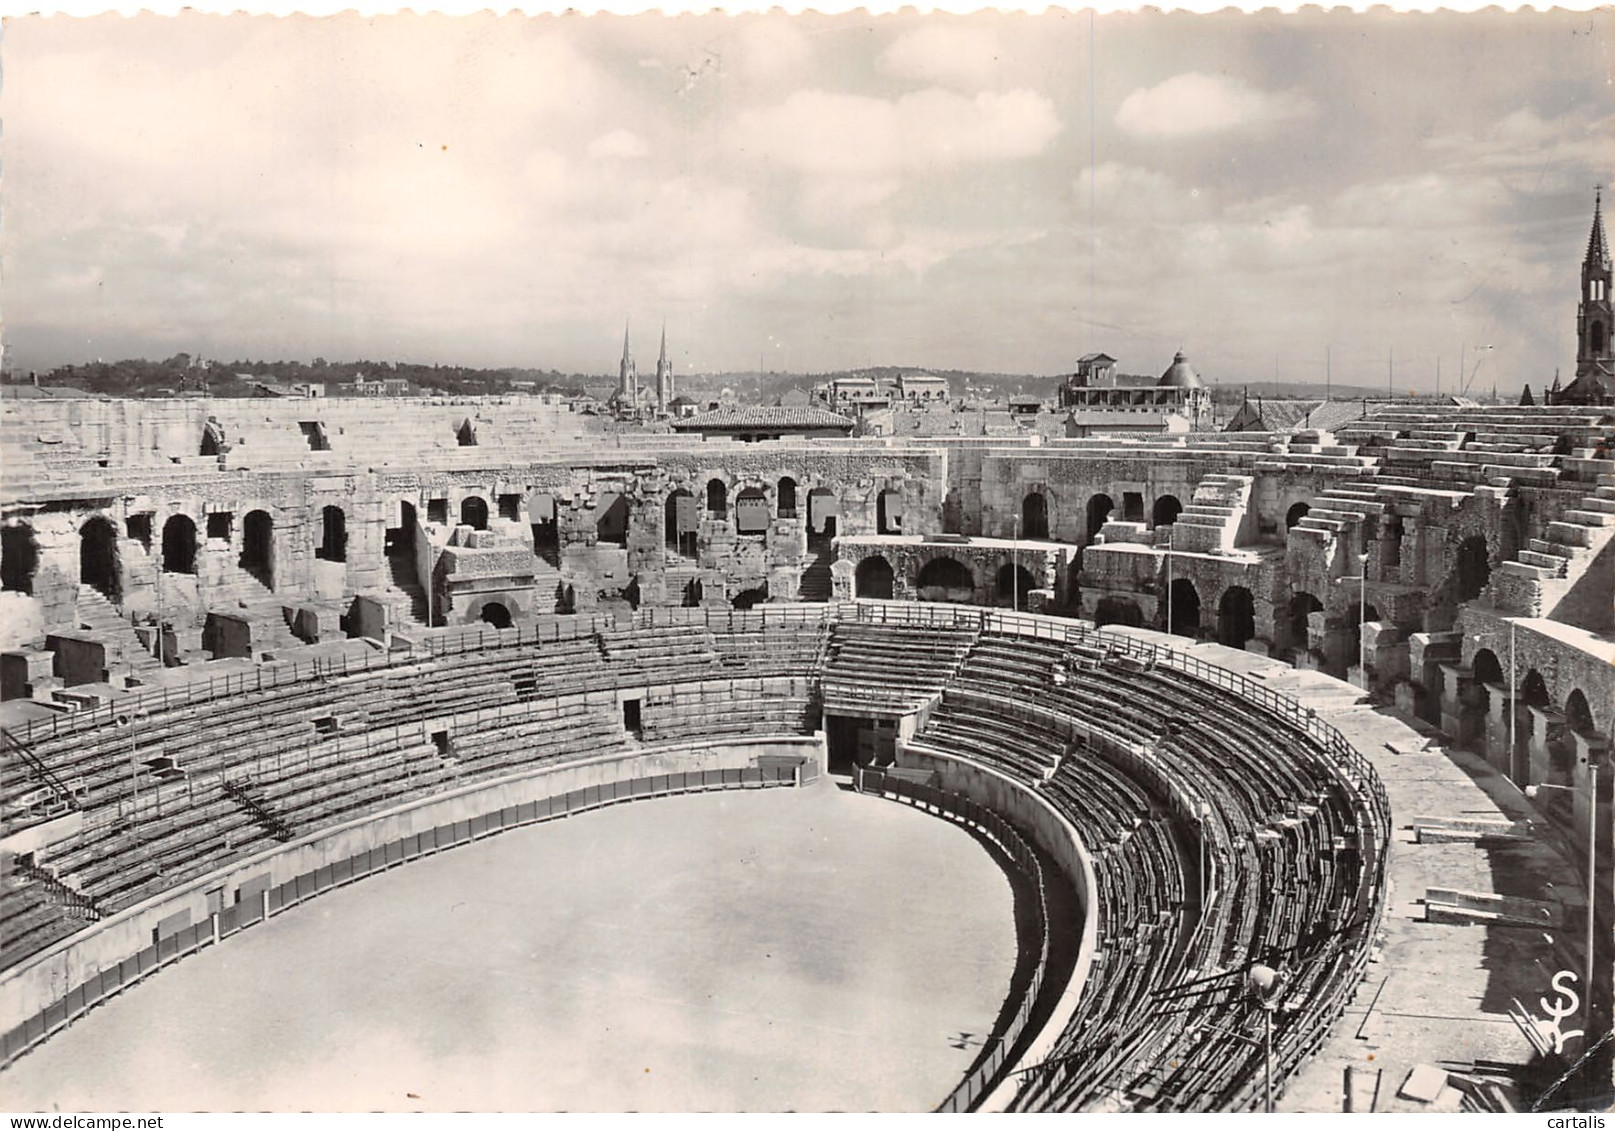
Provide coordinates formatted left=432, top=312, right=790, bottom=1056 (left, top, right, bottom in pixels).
left=614, top=320, right=675, bottom=416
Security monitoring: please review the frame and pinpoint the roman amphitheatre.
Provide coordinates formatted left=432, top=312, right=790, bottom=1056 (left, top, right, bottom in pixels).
left=1, top=321, right=1611, bottom=1111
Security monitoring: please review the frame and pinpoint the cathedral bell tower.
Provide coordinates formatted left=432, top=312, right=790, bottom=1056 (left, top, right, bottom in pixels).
left=1576, top=188, right=1612, bottom=379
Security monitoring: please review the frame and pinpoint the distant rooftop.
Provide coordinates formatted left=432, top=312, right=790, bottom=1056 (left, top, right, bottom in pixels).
left=670, top=406, right=855, bottom=431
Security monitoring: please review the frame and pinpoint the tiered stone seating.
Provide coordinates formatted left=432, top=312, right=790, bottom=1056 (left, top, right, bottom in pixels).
left=819, top=620, right=978, bottom=715
left=0, top=874, right=91, bottom=970
left=922, top=629, right=1377, bottom=1113
left=639, top=675, right=816, bottom=744
left=0, top=608, right=841, bottom=971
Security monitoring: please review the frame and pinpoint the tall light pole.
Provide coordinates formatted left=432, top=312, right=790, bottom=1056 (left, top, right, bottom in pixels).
left=1165, top=527, right=1174, bottom=636
left=1528, top=760, right=1600, bottom=1033
left=1509, top=620, right=1518, bottom=782
left=1013, top=514, right=1020, bottom=613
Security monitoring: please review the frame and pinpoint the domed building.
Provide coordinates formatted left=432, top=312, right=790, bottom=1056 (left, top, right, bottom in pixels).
left=1057, top=349, right=1211, bottom=435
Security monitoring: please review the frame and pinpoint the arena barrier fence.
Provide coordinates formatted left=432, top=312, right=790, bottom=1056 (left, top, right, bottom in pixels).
left=0, top=763, right=797, bottom=1069
left=844, top=600, right=1392, bottom=1111
left=853, top=765, right=1052, bottom=1114
left=3, top=599, right=1391, bottom=1108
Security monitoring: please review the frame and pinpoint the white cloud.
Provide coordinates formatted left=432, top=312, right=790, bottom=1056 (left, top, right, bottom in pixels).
left=586, top=129, right=649, bottom=160
left=732, top=87, right=1061, bottom=179
left=877, top=25, right=1005, bottom=89
left=1114, top=72, right=1315, bottom=139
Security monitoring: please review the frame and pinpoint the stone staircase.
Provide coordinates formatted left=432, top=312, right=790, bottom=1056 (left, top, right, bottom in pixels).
left=1170, top=474, right=1253, bottom=554
left=73, top=585, right=166, bottom=683
left=799, top=539, right=835, bottom=602
left=384, top=552, right=432, bottom=631
left=1490, top=473, right=1615, bottom=626
left=1292, top=484, right=1386, bottom=551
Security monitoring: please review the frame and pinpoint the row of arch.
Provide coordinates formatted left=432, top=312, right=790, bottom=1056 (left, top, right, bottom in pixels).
left=1012, top=490, right=1186, bottom=543
left=1470, top=650, right=1599, bottom=736
left=1004, top=491, right=1320, bottom=544
left=852, top=555, right=1040, bottom=608
left=1090, top=581, right=1258, bottom=647
left=0, top=507, right=345, bottom=602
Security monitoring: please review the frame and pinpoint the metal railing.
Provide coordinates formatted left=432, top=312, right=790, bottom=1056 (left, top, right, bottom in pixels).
left=5, top=604, right=839, bottom=751
left=846, top=600, right=1392, bottom=1112
left=0, top=762, right=798, bottom=1069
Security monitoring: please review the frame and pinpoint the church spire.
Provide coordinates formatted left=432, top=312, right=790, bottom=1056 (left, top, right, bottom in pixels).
left=654, top=319, right=673, bottom=414
left=618, top=318, right=636, bottom=401
left=1587, top=186, right=1609, bottom=268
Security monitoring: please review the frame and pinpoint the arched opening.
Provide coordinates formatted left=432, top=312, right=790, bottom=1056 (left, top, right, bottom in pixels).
left=731, top=584, right=768, bottom=610
left=1520, top=669, right=1551, bottom=710
left=665, top=490, right=697, bottom=559
left=876, top=489, right=905, bottom=535
left=478, top=601, right=512, bottom=629
left=1094, top=596, right=1144, bottom=628
left=2, top=524, right=38, bottom=595
left=596, top=494, right=630, bottom=547
left=996, top=563, right=1036, bottom=606
left=1152, top=495, right=1183, bottom=528
left=1566, top=689, right=1596, bottom=737
left=162, top=514, right=199, bottom=573
left=1286, top=501, right=1311, bottom=530
left=200, top=419, right=224, bottom=457
left=456, top=419, right=477, bottom=447
left=1217, top=586, right=1255, bottom=649
left=1473, top=648, right=1504, bottom=687
left=1022, top=492, right=1049, bottom=540
left=315, top=506, right=346, bottom=563
left=777, top=477, right=798, bottom=518
left=77, top=517, right=122, bottom=601
left=239, top=510, right=274, bottom=589
left=529, top=493, right=559, bottom=567
left=1166, top=577, right=1200, bottom=637
left=460, top=496, right=489, bottom=531
left=682, top=578, right=704, bottom=608
left=706, top=479, right=728, bottom=518
left=1288, top=592, right=1324, bottom=656
left=915, top=557, right=974, bottom=603
left=855, top=555, right=895, bottom=600
left=1452, top=536, right=1491, bottom=604
left=1086, top=494, right=1114, bottom=541
left=808, top=488, right=839, bottom=539
left=735, top=487, right=769, bottom=535
left=942, top=488, right=965, bottom=535
left=1472, top=648, right=1504, bottom=729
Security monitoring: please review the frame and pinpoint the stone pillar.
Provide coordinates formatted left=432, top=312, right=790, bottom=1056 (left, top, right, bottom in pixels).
left=1527, top=705, right=1565, bottom=792
left=1483, top=688, right=1513, bottom=775
left=1399, top=517, right=1423, bottom=587
left=1438, top=663, right=1478, bottom=747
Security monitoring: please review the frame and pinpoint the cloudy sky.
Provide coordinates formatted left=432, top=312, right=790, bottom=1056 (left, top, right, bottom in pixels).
left=4, top=11, right=1613, bottom=390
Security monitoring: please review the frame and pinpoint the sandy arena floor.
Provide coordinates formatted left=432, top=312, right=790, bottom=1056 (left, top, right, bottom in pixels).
left=0, top=778, right=1017, bottom=1113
